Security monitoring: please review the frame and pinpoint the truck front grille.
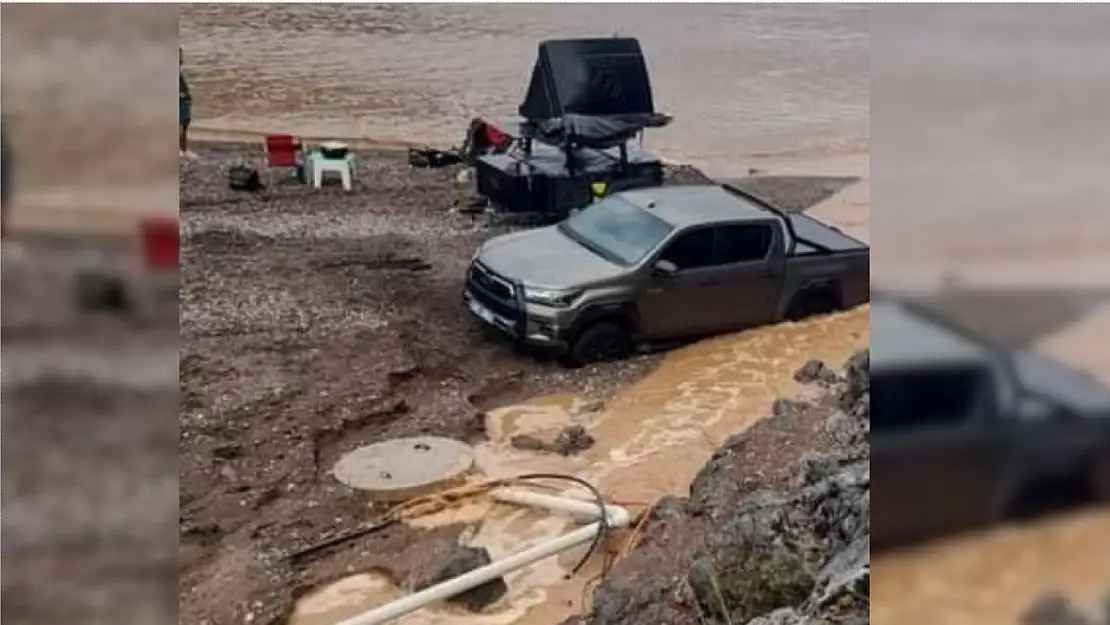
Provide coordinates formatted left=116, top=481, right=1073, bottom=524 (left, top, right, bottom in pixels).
left=467, top=262, right=519, bottom=319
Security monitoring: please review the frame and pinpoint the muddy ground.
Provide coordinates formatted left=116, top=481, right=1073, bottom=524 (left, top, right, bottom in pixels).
left=178, top=142, right=870, bottom=625
left=1, top=240, right=179, bottom=625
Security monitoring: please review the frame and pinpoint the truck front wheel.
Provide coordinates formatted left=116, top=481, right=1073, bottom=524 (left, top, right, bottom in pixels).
left=563, top=320, right=632, bottom=367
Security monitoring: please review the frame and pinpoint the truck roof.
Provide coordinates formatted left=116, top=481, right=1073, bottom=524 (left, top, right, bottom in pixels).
left=871, top=298, right=992, bottom=371
left=621, top=185, right=773, bottom=227
left=874, top=294, right=1110, bottom=414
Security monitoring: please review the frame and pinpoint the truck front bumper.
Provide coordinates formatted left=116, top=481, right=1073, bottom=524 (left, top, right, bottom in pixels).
left=463, top=288, right=570, bottom=352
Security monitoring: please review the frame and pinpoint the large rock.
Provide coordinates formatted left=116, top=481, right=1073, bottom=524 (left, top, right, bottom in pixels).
left=412, top=546, right=507, bottom=612
left=1021, top=593, right=1110, bottom=625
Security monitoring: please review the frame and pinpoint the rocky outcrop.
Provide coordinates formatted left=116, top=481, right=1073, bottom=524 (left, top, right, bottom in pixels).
left=1022, top=593, right=1110, bottom=625
left=567, top=351, right=870, bottom=625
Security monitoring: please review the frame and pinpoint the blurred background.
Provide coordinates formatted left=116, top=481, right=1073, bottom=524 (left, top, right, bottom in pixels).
left=871, top=5, right=1110, bottom=625
left=1, top=5, right=179, bottom=625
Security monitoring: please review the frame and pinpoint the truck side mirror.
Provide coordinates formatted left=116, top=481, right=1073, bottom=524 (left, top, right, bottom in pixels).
left=653, top=259, right=678, bottom=276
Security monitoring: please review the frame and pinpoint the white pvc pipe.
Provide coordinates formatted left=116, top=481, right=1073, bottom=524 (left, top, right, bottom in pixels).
left=333, top=492, right=631, bottom=625
left=490, top=487, right=627, bottom=524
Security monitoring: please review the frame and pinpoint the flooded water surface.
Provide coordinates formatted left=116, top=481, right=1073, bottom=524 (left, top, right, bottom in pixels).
left=179, top=4, right=868, bottom=177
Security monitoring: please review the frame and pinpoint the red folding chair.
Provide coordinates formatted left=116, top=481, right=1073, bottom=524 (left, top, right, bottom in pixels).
left=140, top=215, right=179, bottom=271
left=264, top=134, right=303, bottom=186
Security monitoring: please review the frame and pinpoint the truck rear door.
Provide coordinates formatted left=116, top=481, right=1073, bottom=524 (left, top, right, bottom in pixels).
left=706, top=221, right=786, bottom=332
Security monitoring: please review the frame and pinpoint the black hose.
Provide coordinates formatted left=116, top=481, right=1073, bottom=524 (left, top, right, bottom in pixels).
left=515, top=472, right=610, bottom=577
left=286, top=473, right=616, bottom=579
left=286, top=518, right=399, bottom=563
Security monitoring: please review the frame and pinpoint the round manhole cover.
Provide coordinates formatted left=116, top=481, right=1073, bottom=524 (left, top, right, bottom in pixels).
left=332, top=436, right=476, bottom=502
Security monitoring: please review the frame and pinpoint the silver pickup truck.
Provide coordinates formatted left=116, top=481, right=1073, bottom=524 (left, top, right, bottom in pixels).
left=464, top=182, right=870, bottom=365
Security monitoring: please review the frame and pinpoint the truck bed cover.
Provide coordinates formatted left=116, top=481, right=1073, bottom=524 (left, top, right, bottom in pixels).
left=720, top=182, right=869, bottom=256
left=788, top=212, right=867, bottom=255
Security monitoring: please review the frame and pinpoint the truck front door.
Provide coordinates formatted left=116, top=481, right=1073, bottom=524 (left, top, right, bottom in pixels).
left=637, top=227, right=728, bottom=339
left=871, top=367, right=1010, bottom=548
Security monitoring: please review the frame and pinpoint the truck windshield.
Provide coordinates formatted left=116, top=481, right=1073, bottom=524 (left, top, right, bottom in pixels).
left=559, top=195, right=674, bottom=266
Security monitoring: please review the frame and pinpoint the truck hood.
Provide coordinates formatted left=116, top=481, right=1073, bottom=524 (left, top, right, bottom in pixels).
left=477, top=226, right=627, bottom=290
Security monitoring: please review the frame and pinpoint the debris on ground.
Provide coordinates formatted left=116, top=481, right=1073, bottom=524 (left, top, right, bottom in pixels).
left=510, top=425, right=596, bottom=456
left=792, top=359, right=839, bottom=386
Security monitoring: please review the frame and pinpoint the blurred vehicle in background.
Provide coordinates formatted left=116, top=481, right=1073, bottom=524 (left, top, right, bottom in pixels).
left=871, top=293, right=1110, bottom=549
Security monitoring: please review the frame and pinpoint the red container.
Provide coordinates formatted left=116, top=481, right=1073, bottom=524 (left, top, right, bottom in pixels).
left=140, top=216, right=179, bottom=270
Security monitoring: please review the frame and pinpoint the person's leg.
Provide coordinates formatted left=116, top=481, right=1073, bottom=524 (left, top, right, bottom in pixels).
left=179, top=96, right=191, bottom=154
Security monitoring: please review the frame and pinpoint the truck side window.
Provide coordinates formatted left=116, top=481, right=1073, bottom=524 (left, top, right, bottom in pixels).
left=715, top=224, right=774, bottom=264
left=659, top=228, right=715, bottom=270
left=872, top=368, right=986, bottom=434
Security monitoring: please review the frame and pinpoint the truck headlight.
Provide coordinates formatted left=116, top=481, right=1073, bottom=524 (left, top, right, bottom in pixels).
left=524, top=287, right=582, bottom=308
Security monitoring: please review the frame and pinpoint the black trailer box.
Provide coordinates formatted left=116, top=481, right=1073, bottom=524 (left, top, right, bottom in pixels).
left=475, top=140, right=663, bottom=216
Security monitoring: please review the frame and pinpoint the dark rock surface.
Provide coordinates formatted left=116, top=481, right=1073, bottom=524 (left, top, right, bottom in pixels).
left=1022, top=593, right=1110, bottom=625
left=564, top=351, right=870, bottom=625
left=413, top=546, right=508, bottom=612
left=511, top=425, right=596, bottom=456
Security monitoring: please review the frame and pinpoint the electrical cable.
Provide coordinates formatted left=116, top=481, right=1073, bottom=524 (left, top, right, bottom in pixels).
left=514, top=472, right=610, bottom=576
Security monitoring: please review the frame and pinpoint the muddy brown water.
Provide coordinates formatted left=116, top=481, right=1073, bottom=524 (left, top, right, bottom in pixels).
left=179, top=4, right=868, bottom=178
left=288, top=308, right=868, bottom=625
left=872, top=508, right=1110, bottom=625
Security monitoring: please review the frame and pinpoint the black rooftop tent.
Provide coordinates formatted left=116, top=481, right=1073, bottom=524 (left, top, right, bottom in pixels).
left=472, top=37, right=668, bottom=217
left=518, top=37, right=661, bottom=149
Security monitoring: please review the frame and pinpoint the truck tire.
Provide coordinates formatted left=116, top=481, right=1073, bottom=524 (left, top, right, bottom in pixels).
left=563, top=320, right=632, bottom=368
left=786, top=288, right=840, bottom=321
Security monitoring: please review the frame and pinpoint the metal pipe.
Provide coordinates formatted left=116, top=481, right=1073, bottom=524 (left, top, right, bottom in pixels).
left=333, top=492, right=631, bottom=625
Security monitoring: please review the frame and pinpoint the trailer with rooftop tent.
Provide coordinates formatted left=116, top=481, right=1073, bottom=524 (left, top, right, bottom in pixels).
left=871, top=293, right=1110, bottom=548
left=473, top=37, right=671, bottom=219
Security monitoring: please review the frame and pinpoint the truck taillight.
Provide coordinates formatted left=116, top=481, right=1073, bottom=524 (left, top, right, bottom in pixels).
left=140, top=216, right=179, bottom=270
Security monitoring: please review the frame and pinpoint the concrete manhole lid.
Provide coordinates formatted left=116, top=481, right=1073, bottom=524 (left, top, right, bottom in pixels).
left=332, top=436, right=476, bottom=502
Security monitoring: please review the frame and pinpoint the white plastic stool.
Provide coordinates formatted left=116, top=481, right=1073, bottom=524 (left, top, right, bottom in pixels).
left=310, top=154, right=354, bottom=191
